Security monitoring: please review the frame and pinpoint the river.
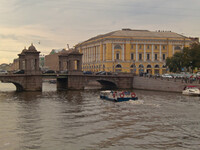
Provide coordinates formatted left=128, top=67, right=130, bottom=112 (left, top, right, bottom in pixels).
left=0, top=82, right=200, bottom=150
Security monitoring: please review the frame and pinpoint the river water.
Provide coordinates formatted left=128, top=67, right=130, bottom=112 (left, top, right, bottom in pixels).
left=0, top=82, right=200, bottom=150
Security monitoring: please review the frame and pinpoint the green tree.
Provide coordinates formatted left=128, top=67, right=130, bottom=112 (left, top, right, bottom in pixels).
left=166, top=43, right=200, bottom=73
left=166, top=52, right=184, bottom=73
left=189, top=43, right=200, bottom=71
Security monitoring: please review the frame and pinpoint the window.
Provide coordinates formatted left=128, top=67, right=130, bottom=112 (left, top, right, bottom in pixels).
left=139, top=54, right=142, bottom=60
left=163, top=54, right=166, bottom=60
left=115, top=64, right=122, bottom=72
left=163, top=45, right=166, bottom=50
left=155, top=54, right=158, bottom=60
left=131, top=44, right=134, bottom=49
left=114, top=44, right=122, bottom=49
left=116, top=53, right=120, bottom=60
left=139, top=45, right=142, bottom=49
left=147, top=64, right=152, bottom=68
left=116, top=64, right=122, bottom=68
left=131, top=53, right=134, bottom=60
left=155, top=45, right=158, bottom=49
left=175, top=46, right=181, bottom=50
left=147, top=54, right=150, bottom=60
left=147, top=45, right=150, bottom=49
left=103, top=44, right=106, bottom=50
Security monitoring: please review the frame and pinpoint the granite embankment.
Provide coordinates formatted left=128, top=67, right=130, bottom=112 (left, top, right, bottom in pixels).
left=133, top=76, right=200, bottom=93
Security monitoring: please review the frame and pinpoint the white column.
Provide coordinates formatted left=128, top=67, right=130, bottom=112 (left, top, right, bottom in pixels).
left=85, top=49, right=86, bottom=63
left=97, top=46, right=99, bottom=62
left=93, top=47, right=95, bottom=62
left=91, top=47, right=93, bottom=62
left=95, top=47, right=97, bottom=62
left=173, top=45, right=175, bottom=55
left=83, top=49, right=85, bottom=63
left=160, top=45, right=162, bottom=62
left=152, top=44, right=154, bottom=61
left=103, top=45, right=105, bottom=61
left=98, top=46, right=100, bottom=62
left=144, top=44, right=146, bottom=61
left=96, top=47, right=97, bottom=62
left=136, top=44, right=138, bottom=61
left=88, top=48, right=90, bottom=62
left=89, top=48, right=91, bottom=62
left=122, top=44, right=124, bottom=61
left=112, top=44, right=114, bottom=61
left=84, top=49, right=86, bottom=63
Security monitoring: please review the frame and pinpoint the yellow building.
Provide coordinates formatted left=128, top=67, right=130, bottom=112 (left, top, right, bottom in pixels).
left=75, top=29, right=195, bottom=75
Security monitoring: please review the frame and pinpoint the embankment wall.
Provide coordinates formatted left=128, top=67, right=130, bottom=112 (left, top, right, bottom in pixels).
left=133, top=76, right=200, bottom=93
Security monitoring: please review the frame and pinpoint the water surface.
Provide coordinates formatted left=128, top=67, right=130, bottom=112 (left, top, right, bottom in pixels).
left=0, top=82, right=200, bottom=150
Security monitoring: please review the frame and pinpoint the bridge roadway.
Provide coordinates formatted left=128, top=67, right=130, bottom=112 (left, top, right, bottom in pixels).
left=0, top=73, right=134, bottom=91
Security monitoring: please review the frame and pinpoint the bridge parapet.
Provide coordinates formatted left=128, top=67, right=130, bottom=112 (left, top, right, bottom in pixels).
left=57, top=74, right=134, bottom=90
left=0, top=74, right=42, bottom=91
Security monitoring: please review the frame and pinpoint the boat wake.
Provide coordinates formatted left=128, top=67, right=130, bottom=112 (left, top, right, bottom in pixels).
left=127, top=99, right=144, bottom=105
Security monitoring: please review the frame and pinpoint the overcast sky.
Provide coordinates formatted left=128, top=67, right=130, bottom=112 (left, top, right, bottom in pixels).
left=0, top=0, right=200, bottom=64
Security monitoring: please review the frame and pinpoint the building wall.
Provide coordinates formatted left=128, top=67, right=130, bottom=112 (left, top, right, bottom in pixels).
left=44, top=53, right=60, bottom=71
left=133, top=76, right=200, bottom=93
left=76, top=31, right=193, bottom=75
left=9, top=59, right=19, bottom=71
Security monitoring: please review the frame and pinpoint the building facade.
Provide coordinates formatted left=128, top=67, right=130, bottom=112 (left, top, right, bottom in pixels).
left=44, top=49, right=67, bottom=71
left=75, top=29, right=196, bottom=75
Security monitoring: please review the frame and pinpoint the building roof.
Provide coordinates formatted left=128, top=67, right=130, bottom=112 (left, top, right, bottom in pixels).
left=59, top=48, right=82, bottom=56
left=77, top=29, right=187, bottom=46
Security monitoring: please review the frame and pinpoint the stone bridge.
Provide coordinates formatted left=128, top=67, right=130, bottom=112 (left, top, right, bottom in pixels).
left=0, top=74, right=42, bottom=91
left=0, top=44, right=134, bottom=92
left=57, top=74, right=134, bottom=90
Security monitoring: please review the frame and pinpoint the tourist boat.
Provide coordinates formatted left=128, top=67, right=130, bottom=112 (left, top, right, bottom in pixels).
left=100, top=90, right=138, bottom=102
left=182, top=86, right=200, bottom=96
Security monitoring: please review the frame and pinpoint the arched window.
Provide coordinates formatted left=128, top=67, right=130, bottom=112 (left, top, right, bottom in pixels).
left=130, top=64, right=136, bottom=68
left=103, top=65, right=105, bottom=71
left=114, top=44, right=122, bottom=49
left=130, top=64, right=136, bottom=73
left=139, top=64, right=144, bottom=73
left=115, top=64, right=122, bottom=72
left=147, top=64, right=152, bottom=68
left=155, top=64, right=160, bottom=68
left=162, top=65, right=166, bottom=68
left=116, top=64, right=122, bottom=68
left=139, top=64, right=144, bottom=68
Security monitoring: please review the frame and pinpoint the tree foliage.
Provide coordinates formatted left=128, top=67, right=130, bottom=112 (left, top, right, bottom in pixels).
left=166, top=43, right=200, bottom=73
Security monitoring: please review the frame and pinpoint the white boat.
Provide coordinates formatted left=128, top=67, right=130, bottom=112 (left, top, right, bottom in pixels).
left=100, top=90, right=138, bottom=102
left=182, top=86, right=200, bottom=96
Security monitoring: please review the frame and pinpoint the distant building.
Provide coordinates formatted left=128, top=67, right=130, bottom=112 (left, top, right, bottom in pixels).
left=44, top=49, right=67, bottom=71
left=9, top=58, right=19, bottom=71
left=75, top=29, right=197, bottom=75
left=39, top=54, right=45, bottom=68
left=0, top=63, right=10, bottom=71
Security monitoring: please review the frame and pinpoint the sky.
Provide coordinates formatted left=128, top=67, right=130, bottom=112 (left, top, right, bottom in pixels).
left=0, top=0, right=200, bottom=64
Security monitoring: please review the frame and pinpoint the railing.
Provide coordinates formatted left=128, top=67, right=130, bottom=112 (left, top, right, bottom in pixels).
left=140, top=75, right=200, bottom=84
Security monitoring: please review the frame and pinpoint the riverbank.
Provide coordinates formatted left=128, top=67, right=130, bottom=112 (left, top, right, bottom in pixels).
left=133, top=76, right=200, bottom=93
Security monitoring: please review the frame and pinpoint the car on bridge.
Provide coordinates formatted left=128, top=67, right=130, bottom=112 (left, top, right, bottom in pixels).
left=83, top=71, right=93, bottom=75
left=44, top=70, right=56, bottom=74
left=13, top=70, right=24, bottom=74
left=60, top=70, right=68, bottom=74
left=0, top=70, right=8, bottom=75
left=96, top=71, right=112, bottom=75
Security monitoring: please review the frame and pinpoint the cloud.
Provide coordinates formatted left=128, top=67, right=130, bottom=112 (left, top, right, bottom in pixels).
left=0, top=0, right=200, bottom=64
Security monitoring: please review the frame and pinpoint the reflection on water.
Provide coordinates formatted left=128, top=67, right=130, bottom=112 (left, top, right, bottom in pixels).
left=0, top=82, right=200, bottom=150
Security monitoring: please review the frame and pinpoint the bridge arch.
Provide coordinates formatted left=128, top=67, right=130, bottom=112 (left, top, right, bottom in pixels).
left=83, top=78, right=118, bottom=90
left=0, top=79, right=24, bottom=92
left=12, top=82, right=24, bottom=91
left=96, top=79, right=117, bottom=89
